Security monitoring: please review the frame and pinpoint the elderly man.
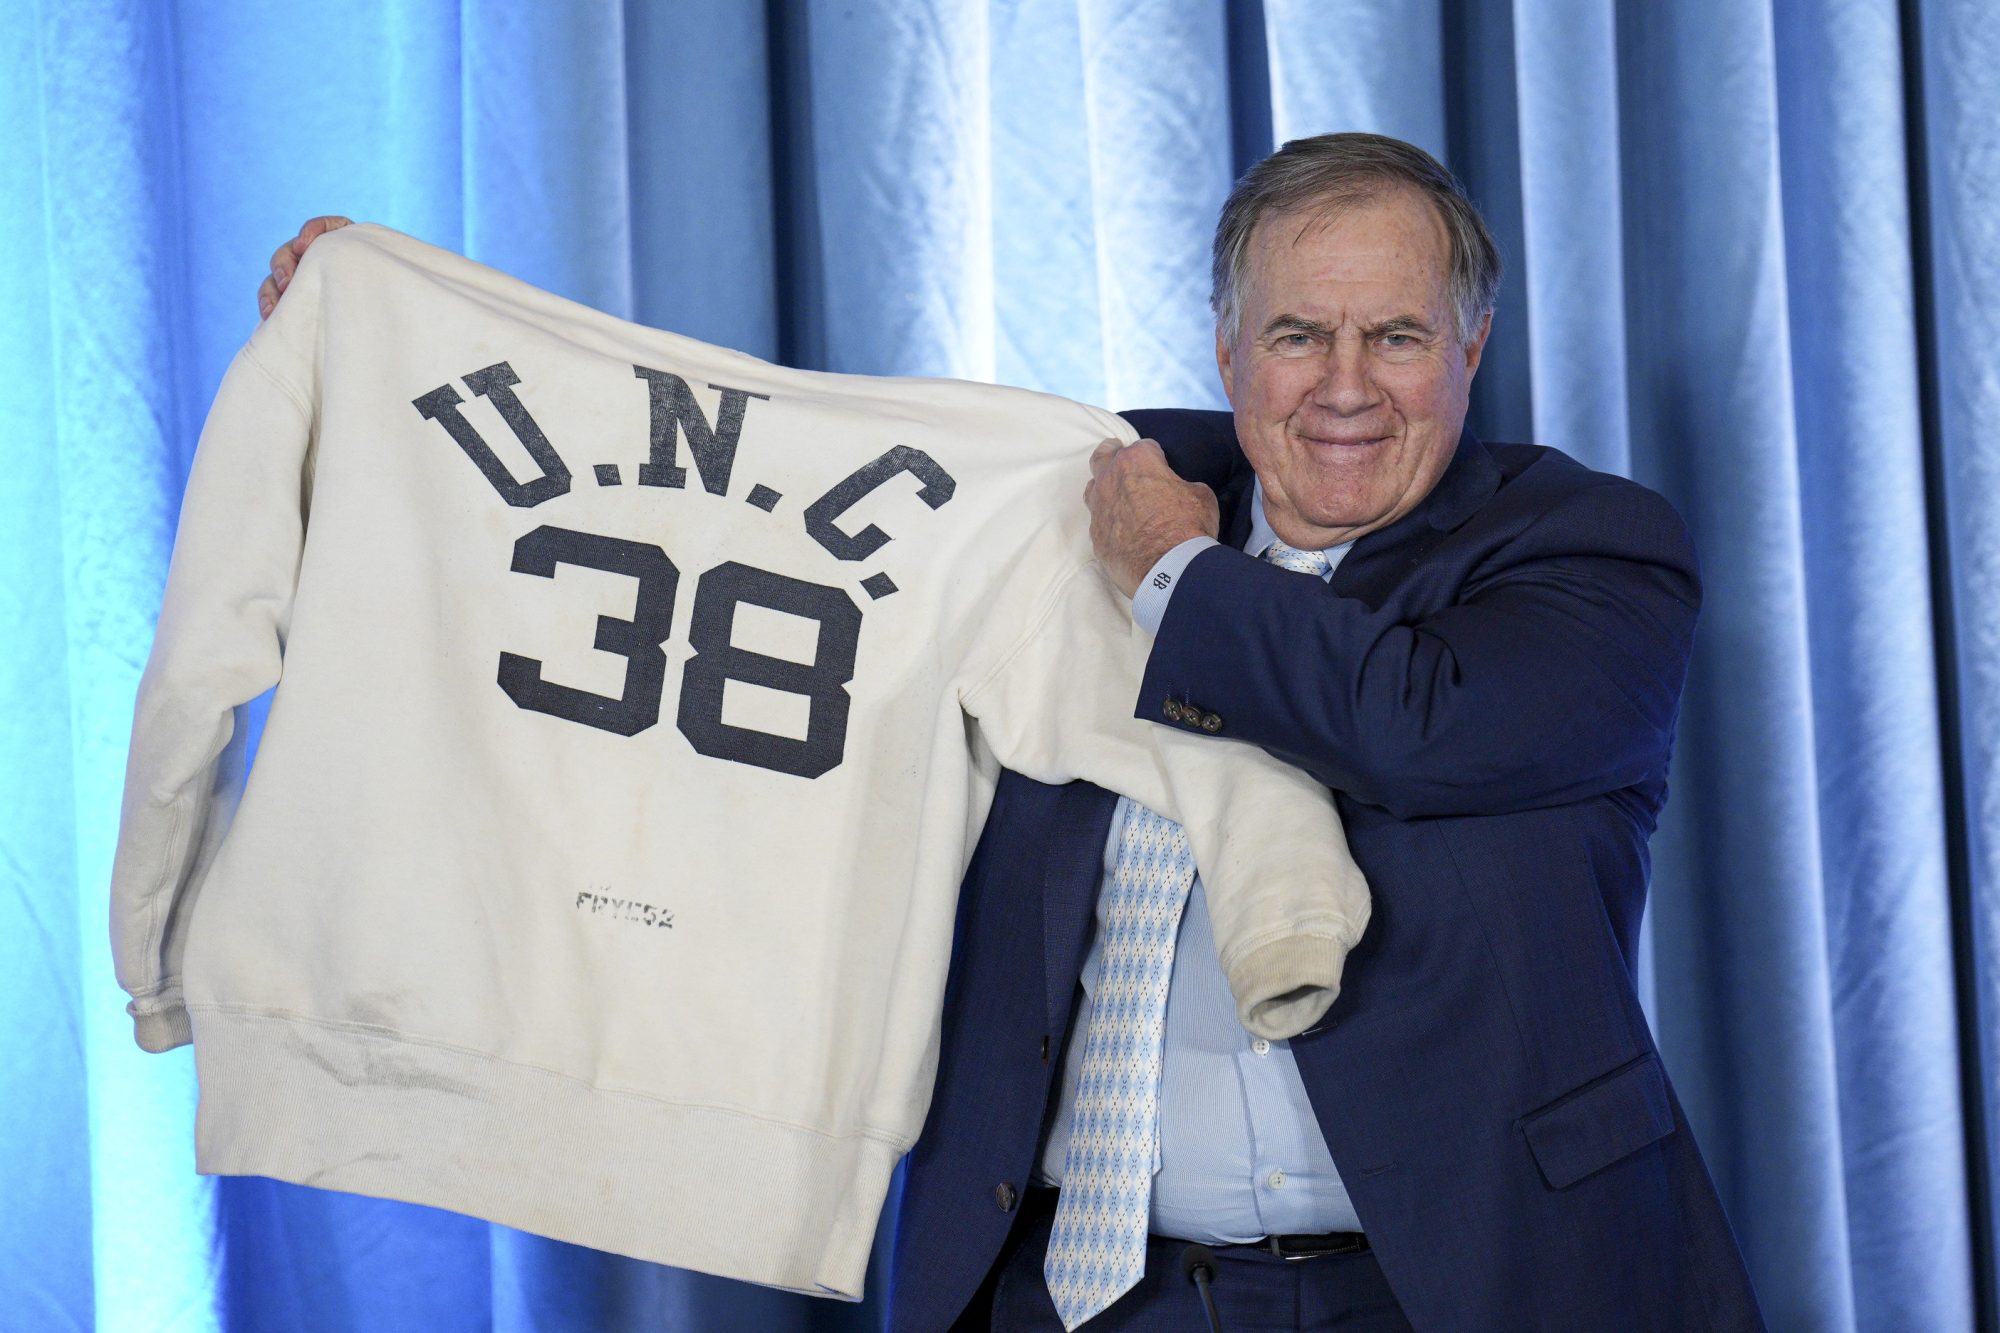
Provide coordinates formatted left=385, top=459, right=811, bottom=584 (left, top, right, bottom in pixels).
left=889, top=134, right=1764, bottom=1331
left=261, top=133, right=1760, bottom=1331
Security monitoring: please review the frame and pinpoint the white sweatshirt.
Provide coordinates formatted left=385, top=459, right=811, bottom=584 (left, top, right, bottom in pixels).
left=109, top=225, right=1370, bottom=1298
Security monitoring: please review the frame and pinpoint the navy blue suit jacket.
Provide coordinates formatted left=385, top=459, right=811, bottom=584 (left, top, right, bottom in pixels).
left=890, top=411, right=1764, bottom=1331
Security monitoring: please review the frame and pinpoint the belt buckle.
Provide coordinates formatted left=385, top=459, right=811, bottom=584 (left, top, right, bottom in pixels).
left=1263, top=1235, right=1312, bottom=1262
left=1264, top=1232, right=1366, bottom=1261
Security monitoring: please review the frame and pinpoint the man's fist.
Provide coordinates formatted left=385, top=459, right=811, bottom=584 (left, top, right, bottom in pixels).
left=1084, top=438, right=1220, bottom=598
left=257, top=216, right=353, bottom=319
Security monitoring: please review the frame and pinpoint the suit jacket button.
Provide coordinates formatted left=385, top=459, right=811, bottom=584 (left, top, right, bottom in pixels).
left=1202, top=712, right=1223, bottom=733
left=1163, top=698, right=1185, bottom=722
left=995, top=1182, right=1018, bottom=1212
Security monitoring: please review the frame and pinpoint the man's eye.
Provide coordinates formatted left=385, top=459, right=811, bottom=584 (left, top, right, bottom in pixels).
left=1276, top=332, right=1314, bottom=348
left=1380, top=333, right=1414, bottom=348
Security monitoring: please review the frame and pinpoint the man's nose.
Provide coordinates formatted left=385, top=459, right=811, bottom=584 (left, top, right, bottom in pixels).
left=1311, top=340, right=1379, bottom=415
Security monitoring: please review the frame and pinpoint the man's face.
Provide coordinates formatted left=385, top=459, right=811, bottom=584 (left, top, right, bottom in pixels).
left=1217, top=187, right=1490, bottom=550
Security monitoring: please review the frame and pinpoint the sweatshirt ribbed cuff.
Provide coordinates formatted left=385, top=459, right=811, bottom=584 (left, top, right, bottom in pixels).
left=1225, top=932, right=1356, bottom=1040
left=129, top=991, right=194, bottom=1053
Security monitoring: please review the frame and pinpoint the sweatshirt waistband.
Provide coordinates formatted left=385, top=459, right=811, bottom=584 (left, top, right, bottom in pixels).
left=189, top=1006, right=902, bottom=1298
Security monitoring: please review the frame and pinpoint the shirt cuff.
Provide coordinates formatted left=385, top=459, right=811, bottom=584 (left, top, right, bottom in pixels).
left=1130, top=536, right=1221, bottom=634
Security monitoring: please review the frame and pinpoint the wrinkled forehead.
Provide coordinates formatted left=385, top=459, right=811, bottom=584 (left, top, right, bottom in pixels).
left=1241, top=186, right=1453, bottom=311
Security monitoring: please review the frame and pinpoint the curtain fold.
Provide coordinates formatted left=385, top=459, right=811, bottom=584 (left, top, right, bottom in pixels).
left=624, top=3, right=779, bottom=358
left=1264, top=0, right=1446, bottom=163
left=0, top=11, right=89, bottom=1331
left=1511, top=0, right=1632, bottom=478
left=35, top=5, right=217, bottom=1331
left=461, top=0, right=635, bottom=319
left=794, top=0, right=995, bottom=380
left=1615, top=7, right=1887, bottom=1328
left=1771, top=5, right=1971, bottom=1330
left=988, top=0, right=1106, bottom=405
left=1923, top=0, right=2000, bottom=1311
left=2, top=1, right=1993, bottom=1328
left=1074, top=0, right=1234, bottom=409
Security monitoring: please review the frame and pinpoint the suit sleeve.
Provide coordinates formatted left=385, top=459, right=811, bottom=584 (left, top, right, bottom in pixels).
left=1141, top=476, right=1701, bottom=820
left=961, top=557, right=1371, bottom=1039
left=109, top=344, right=314, bottom=1052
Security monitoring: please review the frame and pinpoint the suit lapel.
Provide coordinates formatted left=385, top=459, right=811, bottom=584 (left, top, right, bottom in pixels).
left=1219, top=468, right=1257, bottom=551
left=1043, top=783, right=1120, bottom=1035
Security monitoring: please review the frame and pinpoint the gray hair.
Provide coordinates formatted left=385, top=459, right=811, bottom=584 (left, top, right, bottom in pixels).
left=1210, top=132, right=1501, bottom=345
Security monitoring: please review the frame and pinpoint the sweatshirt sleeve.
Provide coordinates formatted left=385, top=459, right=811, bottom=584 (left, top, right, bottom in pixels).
left=960, top=556, right=1370, bottom=1039
left=109, top=343, right=315, bottom=1052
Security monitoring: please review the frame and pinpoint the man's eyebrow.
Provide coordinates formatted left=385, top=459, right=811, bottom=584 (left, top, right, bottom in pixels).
left=1258, top=314, right=1336, bottom=340
left=1257, top=313, right=1439, bottom=341
left=1364, top=314, right=1436, bottom=339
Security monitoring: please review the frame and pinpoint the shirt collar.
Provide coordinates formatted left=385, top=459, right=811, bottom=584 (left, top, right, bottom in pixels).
left=1247, top=480, right=1355, bottom=575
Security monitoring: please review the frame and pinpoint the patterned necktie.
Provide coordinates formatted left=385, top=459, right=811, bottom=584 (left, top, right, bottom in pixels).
left=1043, top=801, right=1197, bottom=1329
left=1262, top=537, right=1335, bottom=578
left=1041, top=536, right=1335, bottom=1329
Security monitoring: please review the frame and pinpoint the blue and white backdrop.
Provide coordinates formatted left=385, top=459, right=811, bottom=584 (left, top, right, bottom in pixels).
left=3, top=2, right=1997, bottom=1329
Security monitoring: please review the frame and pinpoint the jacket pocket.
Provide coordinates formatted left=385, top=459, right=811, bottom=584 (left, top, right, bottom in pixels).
left=1519, top=1051, right=1675, bottom=1189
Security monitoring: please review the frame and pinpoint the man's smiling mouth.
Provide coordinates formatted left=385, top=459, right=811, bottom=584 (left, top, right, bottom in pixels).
left=1297, top=431, right=1391, bottom=449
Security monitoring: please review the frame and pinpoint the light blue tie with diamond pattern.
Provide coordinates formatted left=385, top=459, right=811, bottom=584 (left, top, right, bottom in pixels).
left=1041, top=535, right=1335, bottom=1329
left=1042, top=800, right=1196, bottom=1329
left=1262, top=536, right=1336, bottom=579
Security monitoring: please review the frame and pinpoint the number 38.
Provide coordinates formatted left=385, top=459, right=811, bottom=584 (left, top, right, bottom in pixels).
left=496, top=524, right=860, bottom=780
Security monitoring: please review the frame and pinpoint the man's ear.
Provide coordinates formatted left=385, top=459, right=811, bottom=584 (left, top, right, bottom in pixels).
left=1215, top=326, right=1237, bottom=404
left=1462, top=309, right=1493, bottom=379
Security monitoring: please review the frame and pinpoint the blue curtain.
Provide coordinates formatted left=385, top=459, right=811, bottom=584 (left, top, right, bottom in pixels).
left=3, top=2, right=1995, bottom=1329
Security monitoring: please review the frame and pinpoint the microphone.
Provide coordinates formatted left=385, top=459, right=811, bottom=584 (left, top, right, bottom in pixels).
left=1180, top=1244, right=1225, bottom=1333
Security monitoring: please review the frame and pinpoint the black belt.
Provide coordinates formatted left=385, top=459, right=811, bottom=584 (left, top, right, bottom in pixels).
left=1218, top=1231, right=1370, bottom=1261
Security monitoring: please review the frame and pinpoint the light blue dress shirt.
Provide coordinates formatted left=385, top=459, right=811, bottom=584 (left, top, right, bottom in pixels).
left=1035, top=483, right=1362, bottom=1242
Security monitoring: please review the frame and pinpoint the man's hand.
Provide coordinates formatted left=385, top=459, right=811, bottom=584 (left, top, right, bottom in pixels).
left=1084, top=438, right=1220, bottom=598
left=257, top=216, right=353, bottom=320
